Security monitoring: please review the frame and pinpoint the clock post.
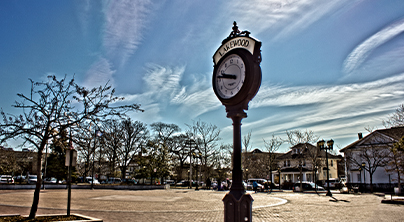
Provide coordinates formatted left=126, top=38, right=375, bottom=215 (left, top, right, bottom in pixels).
left=212, top=22, right=262, bottom=222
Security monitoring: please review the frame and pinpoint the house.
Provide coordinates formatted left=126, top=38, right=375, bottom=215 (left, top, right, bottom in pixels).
left=276, top=143, right=340, bottom=185
left=242, top=148, right=283, bottom=181
left=340, top=127, right=404, bottom=191
left=0, top=146, right=39, bottom=176
left=242, top=143, right=341, bottom=186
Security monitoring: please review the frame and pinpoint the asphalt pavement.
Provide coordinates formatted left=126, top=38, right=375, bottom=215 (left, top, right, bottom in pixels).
left=0, top=189, right=403, bottom=221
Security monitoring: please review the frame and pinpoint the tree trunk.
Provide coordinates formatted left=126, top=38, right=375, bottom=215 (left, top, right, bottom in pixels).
left=28, top=150, right=43, bottom=219
left=369, top=173, right=373, bottom=193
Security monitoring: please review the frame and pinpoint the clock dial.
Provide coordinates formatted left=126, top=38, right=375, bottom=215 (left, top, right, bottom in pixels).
left=215, top=54, right=245, bottom=99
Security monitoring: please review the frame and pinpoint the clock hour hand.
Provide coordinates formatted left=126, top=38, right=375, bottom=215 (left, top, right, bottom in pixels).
left=218, top=73, right=237, bottom=79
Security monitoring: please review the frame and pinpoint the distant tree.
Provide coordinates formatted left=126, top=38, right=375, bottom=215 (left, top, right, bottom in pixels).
left=169, top=134, right=190, bottom=181
left=263, top=134, right=283, bottom=186
left=383, top=104, right=404, bottom=127
left=213, top=143, right=232, bottom=183
left=0, top=147, right=20, bottom=175
left=118, top=118, right=148, bottom=180
left=243, top=130, right=252, bottom=152
left=386, top=136, right=404, bottom=194
left=45, top=128, right=69, bottom=183
left=101, top=119, right=123, bottom=178
left=285, top=129, right=319, bottom=191
left=74, top=122, right=94, bottom=179
left=150, top=122, right=180, bottom=182
left=186, top=120, right=221, bottom=181
left=0, top=75, right=142, bottom=219
left=346, top=143, right=389, bottom=192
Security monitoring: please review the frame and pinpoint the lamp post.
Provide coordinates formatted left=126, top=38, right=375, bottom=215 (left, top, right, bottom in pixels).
left=317, top=139, right=334, bottom=197
left=314, top=165, right=318, bottom=192
left=277, top=167, right=281, bottom=190
left=361, top=162, right=366, bottom=193
left=358, top=167, right=362, bottom=192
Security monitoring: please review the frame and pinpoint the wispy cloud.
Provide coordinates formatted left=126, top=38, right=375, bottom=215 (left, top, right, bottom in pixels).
left=343, top=17, right=404, bottom=75
left=84, top=58, right=115, bottom=88
left=239, top=72, right=404, bottom=149
left=102, top=0, right=152, bottom=66
left=225, top=0, right=350, bottom=41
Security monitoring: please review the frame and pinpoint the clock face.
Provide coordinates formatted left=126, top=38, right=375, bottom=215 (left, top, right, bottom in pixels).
left=215, top=54, right=246, bottom=99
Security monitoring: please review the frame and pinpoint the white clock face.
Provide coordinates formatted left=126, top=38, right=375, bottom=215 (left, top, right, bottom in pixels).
left=215, top=54, right=246, bottom=99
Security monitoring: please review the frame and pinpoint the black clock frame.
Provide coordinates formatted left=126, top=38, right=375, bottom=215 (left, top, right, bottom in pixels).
left=212, top=47, right=262, bottom=110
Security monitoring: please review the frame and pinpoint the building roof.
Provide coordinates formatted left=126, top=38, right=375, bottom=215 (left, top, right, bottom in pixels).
left=340, top=126, right=404, bottom=152
left=277, top=143, right=340, bottom=160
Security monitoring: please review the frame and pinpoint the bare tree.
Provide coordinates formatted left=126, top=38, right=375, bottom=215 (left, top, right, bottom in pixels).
left=383, top=104, right=404, bottom=127
left=386, top=136, right=404, bottom=193
left=346, top=144, right=390, bottom=192
left=186, top=120, right=221, bottom=181
left=150, top=122, right=180, bottom=183
left=285, top=129, right=319, bottom=191
left=263, top=134, right=283, bottom=186
left=118, top=118, right=148, bottom=179
left=0, top=75, right=142, bottom=219
left=243, top=130, right=252, bottom=152
left=101, top=119, right=124, bottom=178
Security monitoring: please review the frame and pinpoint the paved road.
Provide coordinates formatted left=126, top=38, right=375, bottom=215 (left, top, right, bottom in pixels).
left=0, top=189, right=403, bottom=221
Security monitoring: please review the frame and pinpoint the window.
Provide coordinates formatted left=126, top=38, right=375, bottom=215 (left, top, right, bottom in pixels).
left=287, top=160, right=291, bottom=166
left=284, top=161, right=286, bottom=167
left=303, top=160, right=306, bottom=166
left=331, top=160, right=333, bottom=167
left=357, top=173, right=361, bottom=182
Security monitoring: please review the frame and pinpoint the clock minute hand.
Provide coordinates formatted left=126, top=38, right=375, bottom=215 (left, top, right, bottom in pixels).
left=218, top=73, right=237, bottom=79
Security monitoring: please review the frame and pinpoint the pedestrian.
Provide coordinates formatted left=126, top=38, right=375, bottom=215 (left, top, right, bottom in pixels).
left=253, top=181, right=258, bottom=193
left=264, top=182, right=269, bottom=193
left=206, top=178, right=211, bottom=190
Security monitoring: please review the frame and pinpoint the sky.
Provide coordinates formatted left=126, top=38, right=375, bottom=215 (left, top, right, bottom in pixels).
left=1, top=0, right=404, bottom=153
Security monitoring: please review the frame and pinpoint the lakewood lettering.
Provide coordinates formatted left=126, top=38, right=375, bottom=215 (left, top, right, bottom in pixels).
left=213, top=36, right=256, bottom=65
left=218, top=39, right=250, bottom=56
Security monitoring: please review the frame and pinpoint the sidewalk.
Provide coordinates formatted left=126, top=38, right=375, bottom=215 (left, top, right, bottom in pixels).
left=1, top=189, right=403, bottom=221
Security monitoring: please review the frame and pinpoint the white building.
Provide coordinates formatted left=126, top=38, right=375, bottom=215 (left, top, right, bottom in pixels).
left=340, top=127, right=404, bottom=191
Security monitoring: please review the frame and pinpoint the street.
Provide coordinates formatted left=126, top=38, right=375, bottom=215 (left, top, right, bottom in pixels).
left=0, top=189, right=403, bottom=221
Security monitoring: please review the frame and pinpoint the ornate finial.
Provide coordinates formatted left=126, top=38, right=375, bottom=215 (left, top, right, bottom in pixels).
left=231, top=21, right=240, bottom=37
left=223, top=21, right=251, bottom=44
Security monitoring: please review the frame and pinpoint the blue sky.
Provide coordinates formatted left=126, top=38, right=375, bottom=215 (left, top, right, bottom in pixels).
left=1, top=0, right=404, bottom=152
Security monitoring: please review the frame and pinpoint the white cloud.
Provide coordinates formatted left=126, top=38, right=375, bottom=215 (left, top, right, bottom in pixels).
left=84, top=58, right=116, bottom=88
left=343, top=17, right=404, bottom=75
left=243, top=72, right=404, bottom=148
left=102, top=0, right=152, bottom=66
left=225, top=0, right=350, bottom=41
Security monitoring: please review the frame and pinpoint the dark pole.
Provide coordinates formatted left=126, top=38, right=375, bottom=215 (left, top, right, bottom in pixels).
left=91, top=129, right=96, bottom=189
left=67, top=149, right=73, bottom=215
left=278, top=168, right=281, bottom=190
left=362, top=163, right=366, bottom=193
left=67, top=131, right=73, bottom=216
left=223, top=112, right=253, bottom=222
left=325, top=149, right=331, bottom=196
left=230, top=116, right=244, bottom=199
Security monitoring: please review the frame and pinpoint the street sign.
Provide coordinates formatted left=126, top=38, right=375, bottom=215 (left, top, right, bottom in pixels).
left=65, top=149, right=77, bottom=167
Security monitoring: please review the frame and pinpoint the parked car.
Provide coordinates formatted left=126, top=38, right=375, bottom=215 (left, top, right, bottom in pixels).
left=27, top=175, right=38, bottom=184
left=322, top=178, right=341, bottom=189
left=0, top=175, right=14, bottom=184
left=293, top=181, right=325, bottom=192
left=44, top=177, right=62, bottom=184
left=107, top=177, right=122, bottom=184
left=176, top=180, right=189, bottom=187
left=121, top=178, right=137, bottom=185
left=165, top=180, right=175, bottom=185
left=85, top=177, right=100, bottom=185
left=14, top=175, right=26, bottom=183
left=247, top=179, right=266, bottom=191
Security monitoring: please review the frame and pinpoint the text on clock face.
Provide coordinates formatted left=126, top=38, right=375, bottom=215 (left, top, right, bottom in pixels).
left=216, top=54, right=245, bottom=98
